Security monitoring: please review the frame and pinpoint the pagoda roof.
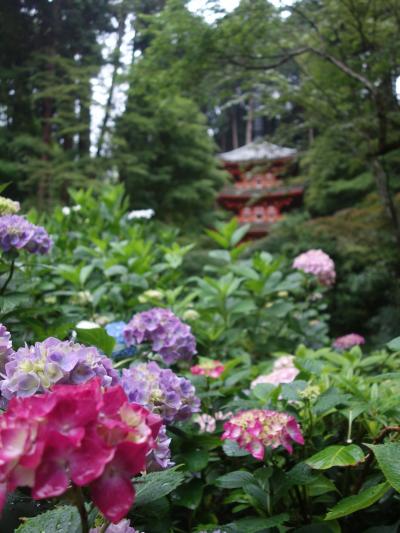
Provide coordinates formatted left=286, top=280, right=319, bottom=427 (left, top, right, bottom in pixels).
left=219, top=140, right=297, bottom=165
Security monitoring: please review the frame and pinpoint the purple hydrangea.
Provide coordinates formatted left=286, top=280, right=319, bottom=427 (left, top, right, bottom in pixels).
left=90, top=520, right=143, bottom=533
left=121, top=361, right=200, bottom=423
left=146, top=424, right=174, bottom=471
left=293, top=249, right=336, bottom=287
left=0, top=215, right=52, bottom=254
left=124, top=308, right=197, bottom=365
left=0, top=337, right=119, bottom=400
left=0, top=323, right=12, bottom=374
left=333, top=333, right=365, bottom=350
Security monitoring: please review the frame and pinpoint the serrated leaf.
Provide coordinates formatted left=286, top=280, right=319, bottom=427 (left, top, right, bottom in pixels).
left=367, top=442, right=400, bottom=492
left=306, top=444, right=364, bottom=470
left=134, top=468, right=185, bottom=507
left=325, top=482, right=390, bottom=520
left=15, top=505, right=81, bottom=533
left=225, top=513, right=289, bottom=532
left=172, top=478, right=203, bottom=510
left=75, top=327, right=115, bottom=356
left=215, top=470, right=255, bottom=488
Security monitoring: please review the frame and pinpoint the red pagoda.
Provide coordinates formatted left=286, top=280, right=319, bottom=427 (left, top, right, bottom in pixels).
left=218, top=140, right=304, bottom=239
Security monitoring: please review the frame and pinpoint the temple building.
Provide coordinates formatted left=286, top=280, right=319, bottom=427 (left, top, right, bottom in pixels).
left=218, top=140, right=304, bottom=239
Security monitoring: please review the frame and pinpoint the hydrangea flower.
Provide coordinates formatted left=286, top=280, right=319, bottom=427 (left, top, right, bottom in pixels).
left=124, top=308, right=197, bottom=365
left=0, top=337, right=119, bottom=400
left=333, top=333, right=365, bottom=350
left=146, top=425, right=174, bottom=471
left=222, top=409, right=304, bottom=459
left=251, top=355, right=299, bottom=389
left=194, top=413, right=216, bottom=433
left=0, top=197, right=20, bottom=216
left=0, top=215, right=52, bottom=254
left=0, top=378, right=162, bottom=523
left=120, top=361, right=200, bottom=423
left=293, top=249, right=336, bottom=287
left=0, top=323, right=12, bottom=373
left=106, top=321, right=137, bottom=360
left=90, top=519, right=143, bottom=533
left=191, top=358, right=225, bottom=379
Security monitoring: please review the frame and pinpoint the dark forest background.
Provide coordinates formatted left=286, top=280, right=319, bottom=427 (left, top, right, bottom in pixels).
left=1, top=0, right=400, bottom=343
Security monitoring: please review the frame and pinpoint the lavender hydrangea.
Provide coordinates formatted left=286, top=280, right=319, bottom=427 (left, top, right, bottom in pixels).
left=90, top=520, right=143, bottom=533
left=293, top=249, right=336, bottom=287
left=121, top=361, right=200, bottom=423
left=0, top=215, right=52, bottom=254
left=146, top=424, right=174, bottom=471
left=0, top=323, right=12, bottom=373
left=124, top=308, right=197, bottom=365
left=0, top=337, right=119, bottom=399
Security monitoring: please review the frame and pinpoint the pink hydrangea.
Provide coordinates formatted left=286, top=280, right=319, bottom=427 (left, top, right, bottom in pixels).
left=222, top=409, right=304, bottom=460
left=292, top=249, right=336, bottom=287
left=90, top=519, right=143, bottom=533
left=0, top=378, right=162, bottom=523
left=333, top=333, right=365, bottom=350
left=190, top=358, right=225, bottom=379
left=251, top=355, right=299, bottom=389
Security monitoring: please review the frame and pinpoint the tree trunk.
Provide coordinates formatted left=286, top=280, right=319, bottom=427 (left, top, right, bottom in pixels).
left=246, top=96, right=253, bottom=144
left=371, top=157, right=400, bottom=250
left=96, top=6, right=126, bottom=157
left=231, top=106, right=238, bottom=149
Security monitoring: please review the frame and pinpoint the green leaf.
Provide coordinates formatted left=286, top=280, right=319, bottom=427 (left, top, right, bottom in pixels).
left=134, top=468, right=185, bottom=507
left=225, top=514, right=289, bottom=532
left=15, top=506, right=81, bottom=533
left=79, top=264, right=94, bottom=285
left=181, top=447, right=209, bottom=471
left=386, top=336, right=400, bottom=351
left=75, top=327, right=115, bottom=356
left=172, top=478, right=203, bottom=510
left=325, top=482, right=390, bottom=520
left=367, top=442, right=400, bottom=492
left=306, top=444, right=365, bottom=470
left=215, top=470, right=255, bottom=488
left=223, top=440, right=250, bottom=457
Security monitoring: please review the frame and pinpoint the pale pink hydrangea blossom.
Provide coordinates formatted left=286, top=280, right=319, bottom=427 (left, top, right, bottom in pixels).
left=222, top=409, right=304, bottom=459
left=333, top=333, right=365, bottom=350
left=292, top=249, right=336, bottom=287
left=251, top=355, right=299, bottom=389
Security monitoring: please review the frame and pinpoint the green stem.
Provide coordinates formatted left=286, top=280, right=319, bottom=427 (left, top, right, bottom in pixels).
left=73, top=485, right=89, bottom=533
left=0, top=258, right=15, bottom=295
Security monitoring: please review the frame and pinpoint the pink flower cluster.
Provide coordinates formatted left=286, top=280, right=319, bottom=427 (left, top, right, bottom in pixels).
left=190, top=358, right=225, bottom=379
left=0, top=378, right=161, bottom=523
left=292, top=249, right=336, bottom=287
left=251, top=355, right=299, bottom=389
left=222, top=409, right=304, bottom=460
left=333, top=333, right=365, bottom=350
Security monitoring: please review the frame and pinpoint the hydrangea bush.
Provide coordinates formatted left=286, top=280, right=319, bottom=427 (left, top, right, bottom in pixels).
left=1, top=186, right=398, bottom=532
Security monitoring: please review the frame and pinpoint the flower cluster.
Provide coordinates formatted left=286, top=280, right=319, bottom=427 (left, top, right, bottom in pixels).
left=222, top=409, right=304, bottom=459
left=0, top=379, right=162, bottom=522
left=191, top=358, right=225, bottom=379
left=90, top=519, right=143, bottom=533
left=0, top=323, right=12, bottom=373
left=0, top=215, right=52, bottom=254
left=292, top=249, right=336, bottom=287
left=146, top=425, right=174, bottom=471
left=251, top=355, right=299, bottom=389
left=0, top=196, right=20, bottom=216
left=333, top=333, right=365, bottom=350
left=124, top=308, right=197, bottom=365
left=121, top=362, right=200, bottom=423
left=0, top=337, right=119, bottom=400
